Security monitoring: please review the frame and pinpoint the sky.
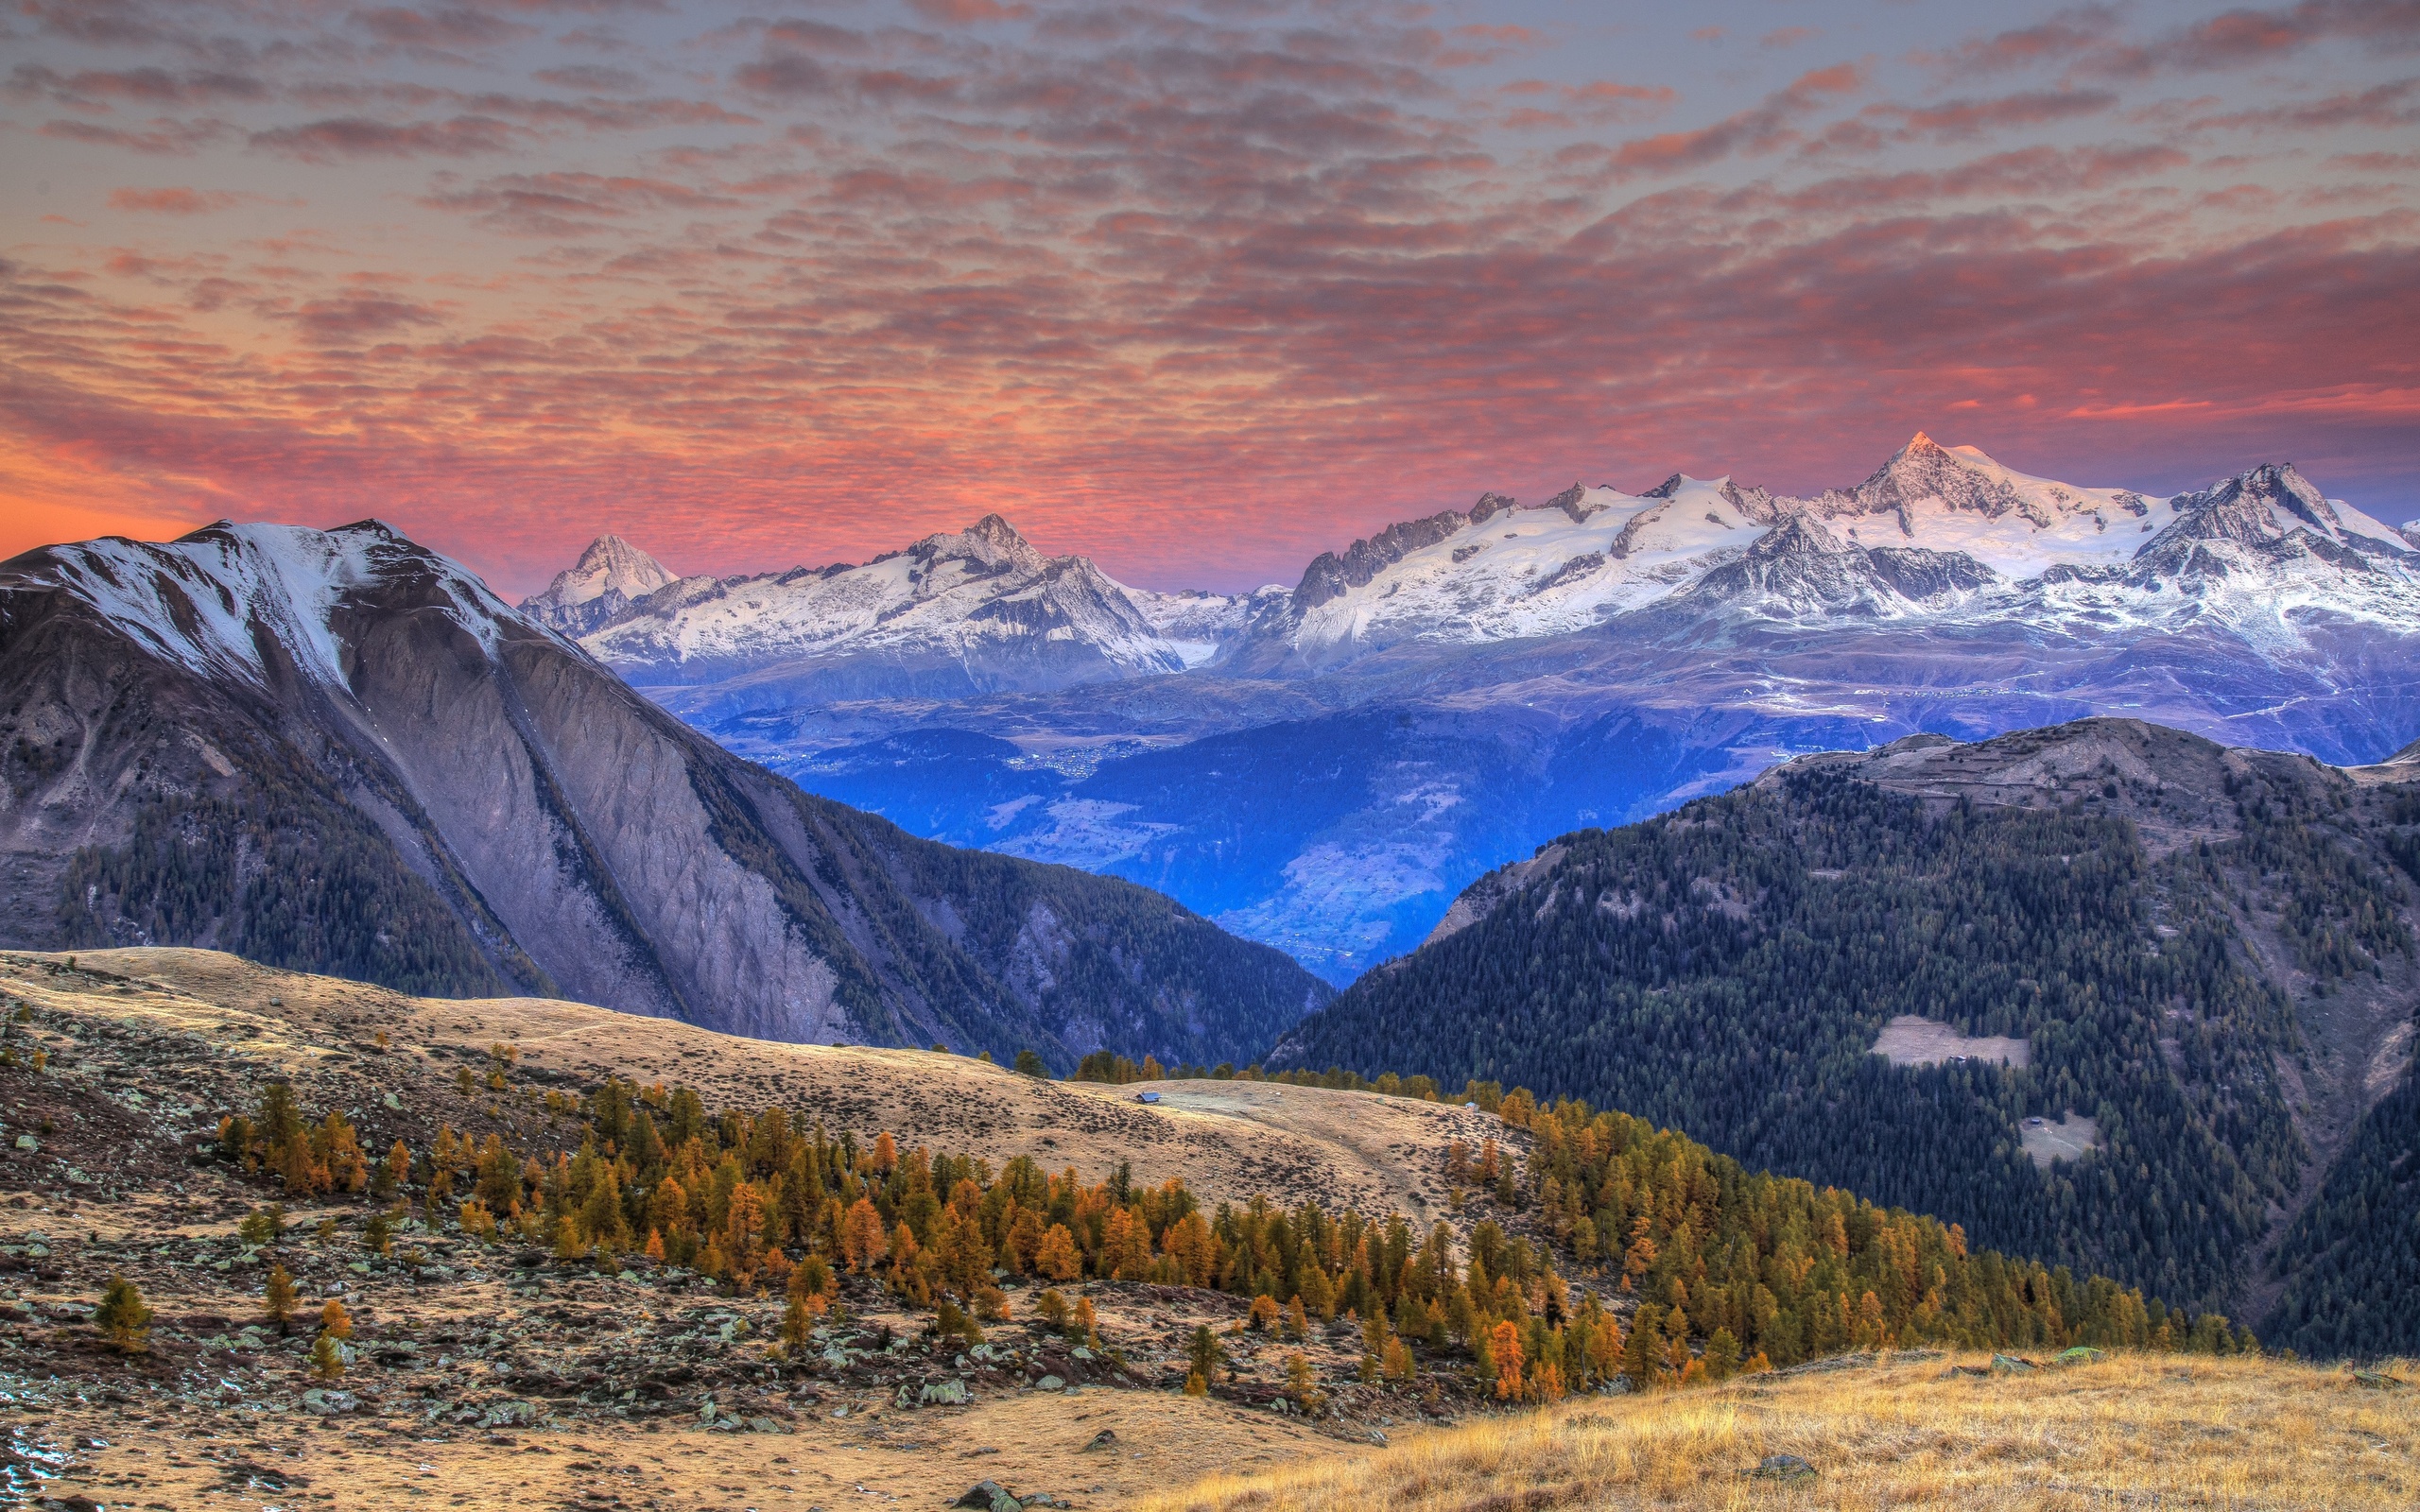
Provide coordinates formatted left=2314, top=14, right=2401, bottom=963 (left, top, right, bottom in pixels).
left=3, top=0, right=2416, bottom=595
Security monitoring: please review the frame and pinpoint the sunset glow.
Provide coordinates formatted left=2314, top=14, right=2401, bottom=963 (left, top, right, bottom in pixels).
left=4, top=0, right=2416, bottom=593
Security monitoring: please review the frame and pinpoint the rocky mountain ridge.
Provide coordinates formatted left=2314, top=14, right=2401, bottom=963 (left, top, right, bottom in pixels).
left=527, top=515, right=1268, bottom=711
left=0, top=521, right=1328, bottom=1067
left=533, top=438, right=2413, bottom=691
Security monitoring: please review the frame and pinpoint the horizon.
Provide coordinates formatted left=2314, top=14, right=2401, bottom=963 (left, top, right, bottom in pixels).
left=5, top=0, right=2417, bottom=595
left=9, top=430, right=2400, bottom=600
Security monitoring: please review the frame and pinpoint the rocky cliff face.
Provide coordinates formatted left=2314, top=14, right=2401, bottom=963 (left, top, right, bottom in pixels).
left=0, top=522, right=1327, bottom=1068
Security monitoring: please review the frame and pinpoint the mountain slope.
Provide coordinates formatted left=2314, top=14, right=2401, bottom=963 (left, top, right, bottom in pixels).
left=1270, top=718, right=2420, bottom=1329
left=0, top=522, right=1327, bottom=1068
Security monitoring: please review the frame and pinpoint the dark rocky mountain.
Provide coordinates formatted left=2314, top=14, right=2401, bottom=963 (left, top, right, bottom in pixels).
left=1268, top=718, right=2420, bottom=1343
left=0, top=522, right=1327, bottom=1069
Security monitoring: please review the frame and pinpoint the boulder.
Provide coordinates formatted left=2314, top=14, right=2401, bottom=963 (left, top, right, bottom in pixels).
left=1989, top=1354, right=2036, bottom=1373
left=1080, top=1429, right=1117, bottom=1452
left=1750, top=1454, right=1817, bottom=1482
left=954, top=1482, right=1022, bottom=1512
left=299, top=1388, right=357, bottom=1416
left=920, top=1379, right=972, bottom=1406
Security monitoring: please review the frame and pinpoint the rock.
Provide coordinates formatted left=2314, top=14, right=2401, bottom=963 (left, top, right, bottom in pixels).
left=1033, top=1374, right=1064, bottom=1392
left=745, top=1416, right=784, bottom=1435
left=1750, top=1454, right=1817, bottom=1482
left=1080, top=1429, right=1117, bottom=1452
left=954, top=1481, right=1021, bottom=1512
left=1990, top=1354, right=2036, bottom=1373
left=2053, top=1347, right=2107, bottom=1367
left=1365, top=1428, right=1388, bottom=1446
left=2355, top=1369, right=2409, bottom=1390
left=11, top=1135, right=32, bottom=1151
left=382, top=1092, right=403, bottom=1110
left=920, top=1379, right=972, bottom=1406
left=300, top=1388, right=357, bottom=1415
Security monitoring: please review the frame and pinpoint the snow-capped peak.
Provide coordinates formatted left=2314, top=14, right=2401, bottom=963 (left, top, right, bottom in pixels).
left=8, top=519, right=515, bottom=692
left=521, top=535, right=676, bottom=630
left=557, top=536, right=674, bottom=603
left=895, top=513, right=1046, bottom=574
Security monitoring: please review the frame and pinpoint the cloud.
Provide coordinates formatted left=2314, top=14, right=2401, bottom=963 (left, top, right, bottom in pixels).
left=1861, top=89, right=2118, bottom=143
left=532, top=64, right=647, bottom=93
left=107, top=186, right=241, bottom=213
left=422, top=170, right=739, bottom=235
left=1498, top=77, right=1675, bottom=129
left=5, top=0, right=2418, bottom=589
left=291, top=292, right=442, bottom=340
left=249, top=115, right=518, bottom=161
left=9, top=64, right=269, bottom=108
left=1596, top=62, right=1865, bottom=179
left=1939, top=0, right=2420, bottom=79
left=353, top=7, right=540, bottom=50
left=2185, top=77, right=2420, bottom=130
left=903, top=0, right=1032, bottom=23
left=41, top=117, right=233, bottom=155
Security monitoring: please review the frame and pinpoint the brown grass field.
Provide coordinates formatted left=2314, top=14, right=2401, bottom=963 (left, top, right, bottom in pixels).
left=6, top=949, right=2409, bottom=1510
left=1138, top=1350, right=2419, bottom=1511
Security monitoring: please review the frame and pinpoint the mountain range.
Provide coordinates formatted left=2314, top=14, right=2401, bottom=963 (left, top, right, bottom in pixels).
left=532, top=437, right=2420, bottom=978
left=1273, top=716, right=2420, bottom=1348
left=0, top=522, right=1328, bottom=1069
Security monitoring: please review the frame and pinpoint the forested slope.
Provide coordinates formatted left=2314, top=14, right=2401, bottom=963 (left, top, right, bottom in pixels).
left=1271, top=720, right=2420, bottom=1344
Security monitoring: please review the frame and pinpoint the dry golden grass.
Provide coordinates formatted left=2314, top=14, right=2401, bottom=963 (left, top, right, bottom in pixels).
left=1140, top=1351, right=2419, bottom=1511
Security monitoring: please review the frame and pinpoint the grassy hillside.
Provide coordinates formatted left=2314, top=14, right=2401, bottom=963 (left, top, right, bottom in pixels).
left=1141, top=1350, right=2420, bottom=1511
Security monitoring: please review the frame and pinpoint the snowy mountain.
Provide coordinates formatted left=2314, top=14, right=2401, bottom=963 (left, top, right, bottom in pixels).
left=1225, top=436, right=2418, bottom=669
left=0, top=520, right=1328, bottom=1063
left=563, top=515, right=1265, bottom=705
left=519, top=534, right=677, bottom=636
left=465, top=439, right=2420, bottom=982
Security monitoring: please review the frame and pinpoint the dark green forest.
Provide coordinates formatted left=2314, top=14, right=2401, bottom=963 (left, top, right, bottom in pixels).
left=2263, top=781, right=2420, bottom=1359
left=1276, top=760, right=2418, bottom=1332
left=56, top=741, right=526, bottom=1000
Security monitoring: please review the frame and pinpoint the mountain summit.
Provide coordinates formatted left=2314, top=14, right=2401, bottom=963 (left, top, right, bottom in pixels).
left=520, top=534, right=678, bottom=636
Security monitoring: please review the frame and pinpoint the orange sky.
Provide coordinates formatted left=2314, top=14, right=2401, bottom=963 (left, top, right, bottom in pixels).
left=4, top=0, right=2415, bottom=593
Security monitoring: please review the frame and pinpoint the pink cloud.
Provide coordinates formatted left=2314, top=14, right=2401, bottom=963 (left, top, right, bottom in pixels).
left=107, top=186, right=239, bottom=213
